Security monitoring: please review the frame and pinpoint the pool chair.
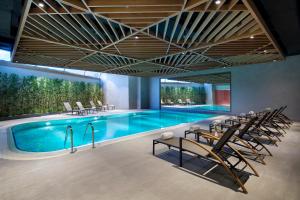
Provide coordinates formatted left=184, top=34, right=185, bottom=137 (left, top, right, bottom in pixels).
left=188, top=118, right=270, bottom=164
left=76, top=102, right=95, bottom=114
left=90, top=101, right=101, bottom=111
left=234, top=111, right=280, bottom=146
left=186, top=98, right=195, bottom=105
left=63, top=102, right=81, bottom=115
left=252, top=109, right=285, bottom=142
left=153, top=124, right=258, bottom=194
left=177, top=99, right=185, bottom=105
left=167, top=99, right=174, bottom=105
left=161, top=99, right=165, bottom=105
left=97, top=100, right=108, bottom=111
left=108, top=104, right=116, bottom=110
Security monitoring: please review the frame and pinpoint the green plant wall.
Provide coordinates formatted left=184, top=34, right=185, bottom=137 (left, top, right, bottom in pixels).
left=160, top=84, right=206, bottom=104
left=0, top=72, right=103, bottom=117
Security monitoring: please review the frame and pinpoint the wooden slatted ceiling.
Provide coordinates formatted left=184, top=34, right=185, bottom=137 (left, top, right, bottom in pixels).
left=12, top=0, right=284, bottom=77
left=203, top=34, right=272, bottom=56
left=173, top=72, right=231, bottom=84
left=103, top=34, right=181, bottom=59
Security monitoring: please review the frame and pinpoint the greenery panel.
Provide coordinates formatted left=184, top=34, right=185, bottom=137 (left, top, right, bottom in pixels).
left=160, top=85, right=206, bottom=104
left=0, top=72, right=103, bottom=117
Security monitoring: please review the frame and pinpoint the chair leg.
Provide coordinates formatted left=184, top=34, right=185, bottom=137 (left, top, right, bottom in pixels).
left=152, top=141, right=155, bottom=155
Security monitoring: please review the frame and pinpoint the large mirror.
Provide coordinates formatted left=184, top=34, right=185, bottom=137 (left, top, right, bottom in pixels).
left=160, top=72, right=231, bottom=113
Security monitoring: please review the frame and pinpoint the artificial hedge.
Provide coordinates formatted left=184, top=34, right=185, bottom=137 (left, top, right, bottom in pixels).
left=160, top=85, right=206, bottom=104
left=0, top=72, right=103, bottom=117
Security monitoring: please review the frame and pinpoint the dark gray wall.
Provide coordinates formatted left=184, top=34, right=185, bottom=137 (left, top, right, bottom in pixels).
left=230, top=55, right=300, bottom=120
left=149, top=77, right=160, bottom=109
left=129, top=76, right=138, bottom=109
left=149, top=55, right=300, bottom=120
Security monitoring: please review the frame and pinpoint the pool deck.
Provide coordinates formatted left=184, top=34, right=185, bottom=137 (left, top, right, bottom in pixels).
left=0, top=110, right=299, bottom=200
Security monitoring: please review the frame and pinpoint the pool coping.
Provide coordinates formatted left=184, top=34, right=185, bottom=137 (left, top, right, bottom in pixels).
left=0, top=110, right=228, bottom=160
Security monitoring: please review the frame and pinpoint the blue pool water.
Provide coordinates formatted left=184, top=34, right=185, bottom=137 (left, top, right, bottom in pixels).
left=11, top=111, right=216, bottom=152
left=162, top=105, right=230, bottom=112
left=192, top=105, right=230, bottom=112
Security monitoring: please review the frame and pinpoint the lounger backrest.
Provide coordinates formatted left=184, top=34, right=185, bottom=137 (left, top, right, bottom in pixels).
left=274, top=106, right=285, bottom=118
left=265, top=109, right=278, bottom=123
left=237, top=117, right=258, bottom=138
left=63, top=102, right=72, bottom=112
left=76, top=102, right=85, bottom=111
left=90, top=101, right=96, bottom=108
left=212, top=124, right=241, bottom=153
left=186, top=99, right=191, bottom=103
left=255, top=111, right=270, bottom=128
left=97, top=100, right=103, bottom=106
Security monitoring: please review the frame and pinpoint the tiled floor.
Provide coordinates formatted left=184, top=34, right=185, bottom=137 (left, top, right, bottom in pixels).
left=0, top=114, right=299, bottom=200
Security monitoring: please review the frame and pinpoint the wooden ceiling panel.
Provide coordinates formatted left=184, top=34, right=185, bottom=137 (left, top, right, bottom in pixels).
left=108, top=34, right=182, bottom=59
left=173, top=72, right=231, bottom=84
left=12, top=0, right=284, bottom=77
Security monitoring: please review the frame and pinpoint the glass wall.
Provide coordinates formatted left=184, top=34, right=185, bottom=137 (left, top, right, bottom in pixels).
left=160, top=75, right=231, bottom=113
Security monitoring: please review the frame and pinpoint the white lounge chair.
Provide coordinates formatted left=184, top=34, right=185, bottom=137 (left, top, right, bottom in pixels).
left=186, top=98, right=195, bottom=105
left=167, top=99, right=174, bottom=105
left=63, top=102, right=81, bottom=115
left=90, top=100, right=101, bottom=111
left=97, top=100, right=108, bottom=111
left=76, top=102, right=95, bottom=115
left=178, top=99, right=186, bottom=105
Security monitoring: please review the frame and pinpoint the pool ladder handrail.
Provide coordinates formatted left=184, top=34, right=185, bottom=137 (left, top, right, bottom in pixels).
left=64, top=125, right=76, bottom=153
left=83, top=122, right=95, bottom=148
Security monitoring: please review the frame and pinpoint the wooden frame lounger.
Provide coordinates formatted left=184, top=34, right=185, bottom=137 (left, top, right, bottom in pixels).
left=190, top=117, right=271, bottom=164
left=153, top=124, right=258, bottom=194
left=223, top=112, right=279, bottom=146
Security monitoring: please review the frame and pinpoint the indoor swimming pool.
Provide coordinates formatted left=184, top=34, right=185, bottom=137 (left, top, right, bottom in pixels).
left=11, top=111, right=216, bottom=152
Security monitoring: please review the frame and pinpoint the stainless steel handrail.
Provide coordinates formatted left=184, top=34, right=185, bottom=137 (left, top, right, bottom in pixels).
left=64, top=125, right=75, bottom=153
left=83, top=122, right=95, bottom=148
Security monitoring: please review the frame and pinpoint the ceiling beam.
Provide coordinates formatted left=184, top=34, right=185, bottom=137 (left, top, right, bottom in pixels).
left=242, top=0, right=284, bottom=58
left=87, top=0, right=183, bottom=7
left=11, top=0, right=32, bottom=61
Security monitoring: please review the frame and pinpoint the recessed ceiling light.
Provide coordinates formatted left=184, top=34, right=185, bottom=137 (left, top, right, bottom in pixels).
left=215, top=0, right=221, bottom=5
left=15, top=61, right=18, bottom=63
left=134, top=36, right=139, bottom=39
left=273, top=59, right=277, bottom=62
left=250, top=35, right=254, bottom=39
left=181, top=52, right=185, bottom=55
left=38, top=2, right=44, bottom=8
left=264, top=50, right=268, bottom=53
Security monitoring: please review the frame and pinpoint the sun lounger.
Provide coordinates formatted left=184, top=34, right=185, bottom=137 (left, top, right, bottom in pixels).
left=188, top=117, right=270, bottom=164
left=167, top=99, right=174, bottom=105
left=177, top=99, right=185, bottom=105
left=97, top=100, right=108, bottom=111
left=63, top=102, right=81, bottom=115
left=90, top=100, right=101, bottom=111
left=153, top=124, right=258, bottom=194
left=186, top=98, right=195, bottom=105
left=76, top=102, right=95, bottom=114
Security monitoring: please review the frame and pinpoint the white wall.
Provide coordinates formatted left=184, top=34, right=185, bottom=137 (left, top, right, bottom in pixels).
left=100, top=73, right=130, bottom=109
left=0, top=61, right=100, bottom=83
